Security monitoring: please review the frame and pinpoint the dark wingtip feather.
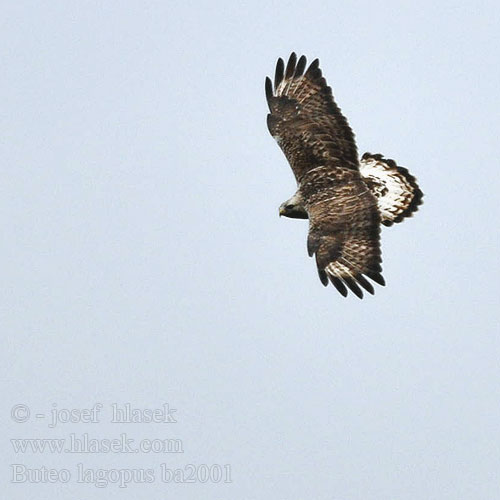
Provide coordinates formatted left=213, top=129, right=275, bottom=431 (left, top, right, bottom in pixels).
left=367, top=272, right=386, bottom=286
left=274, top=58, right=284, bottom=90
left=329, top=276, right=348, bottom=297
left=356, top=275, right=375, bottom=295
left=307, top=232, right=320, bottom=258
left=343, top=276, right=364, bottom=299
left=296, top=55, right=307, bottom=77
left=305, top=58, right=320, bottom=79
left=308, top=58, right=320, bottom=71
left=318, top=269, right=329, bottom=287
left=265, top=77, right=273, bottom=103
left=285, top=52, right=297, bottom=79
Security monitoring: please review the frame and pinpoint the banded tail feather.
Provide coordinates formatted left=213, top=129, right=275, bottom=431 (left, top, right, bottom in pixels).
left=360, top=153, right=423, bottom=227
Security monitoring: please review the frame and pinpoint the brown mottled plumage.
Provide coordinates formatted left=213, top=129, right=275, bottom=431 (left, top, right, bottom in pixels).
left=266, top=53, right=423, bottom=298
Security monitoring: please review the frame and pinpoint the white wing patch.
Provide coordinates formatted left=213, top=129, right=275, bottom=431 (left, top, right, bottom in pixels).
left=360, top=153, right=423, bottom=226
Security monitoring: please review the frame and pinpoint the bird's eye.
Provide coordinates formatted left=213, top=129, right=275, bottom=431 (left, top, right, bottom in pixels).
left=286, top=204, right=294, bottom=210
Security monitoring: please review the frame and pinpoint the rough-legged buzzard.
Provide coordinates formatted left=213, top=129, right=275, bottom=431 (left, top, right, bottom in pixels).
left=265, top=53, right=423, bottom=298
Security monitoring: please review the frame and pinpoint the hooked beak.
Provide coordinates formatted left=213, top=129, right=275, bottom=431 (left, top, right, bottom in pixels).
left=279, top=207, right=284, bottom=217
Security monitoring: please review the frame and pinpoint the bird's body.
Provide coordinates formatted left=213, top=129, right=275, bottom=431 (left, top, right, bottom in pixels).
left=266, top=53, right=423, bottom=298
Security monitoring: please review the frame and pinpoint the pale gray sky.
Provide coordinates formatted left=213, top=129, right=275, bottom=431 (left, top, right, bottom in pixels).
left=3, top=1, right=500, bottom=499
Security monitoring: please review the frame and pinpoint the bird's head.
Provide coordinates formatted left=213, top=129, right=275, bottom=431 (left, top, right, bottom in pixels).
left=279, top=200, right=308, bottom=219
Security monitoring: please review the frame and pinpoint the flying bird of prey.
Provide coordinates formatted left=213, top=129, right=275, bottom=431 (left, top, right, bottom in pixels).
left=265, top=53, right=423, bottom=298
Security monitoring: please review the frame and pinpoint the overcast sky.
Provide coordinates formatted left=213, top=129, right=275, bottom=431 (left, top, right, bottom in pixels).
left=3, top=1, right=500, bottom=499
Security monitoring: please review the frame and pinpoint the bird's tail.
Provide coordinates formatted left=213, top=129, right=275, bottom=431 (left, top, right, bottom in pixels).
left=360, top=153, right=423, bottom=227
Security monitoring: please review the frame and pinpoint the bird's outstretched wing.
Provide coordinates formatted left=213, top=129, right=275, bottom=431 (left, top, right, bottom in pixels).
left=265, top=53, right=359, bottom=182
left=303, top=170, right=385, bottom=298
